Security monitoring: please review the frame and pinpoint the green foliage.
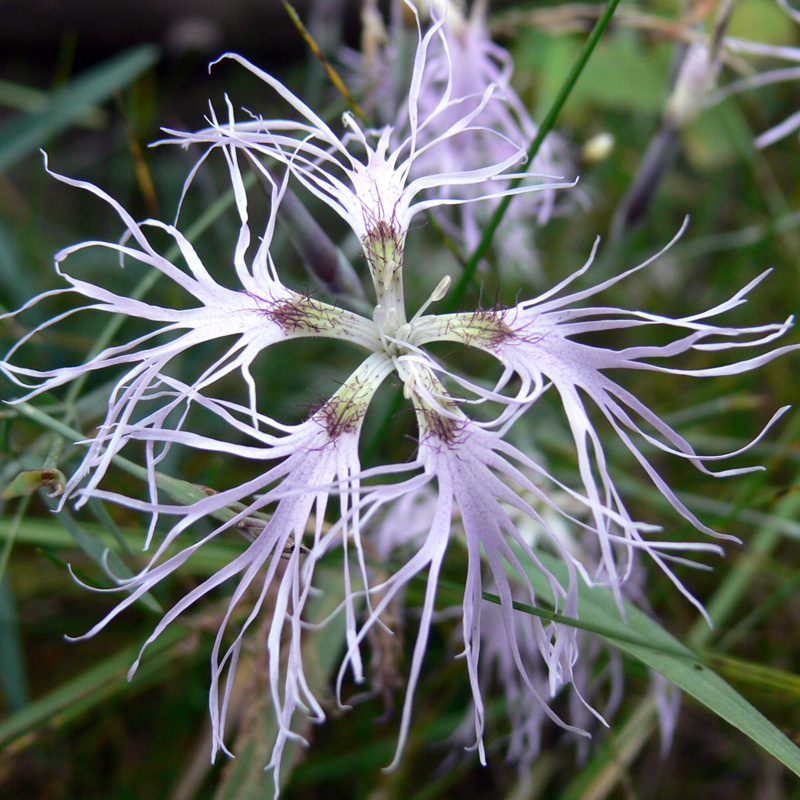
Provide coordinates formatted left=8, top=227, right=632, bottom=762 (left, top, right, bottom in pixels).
left=0, top=45, right=159, bottom=173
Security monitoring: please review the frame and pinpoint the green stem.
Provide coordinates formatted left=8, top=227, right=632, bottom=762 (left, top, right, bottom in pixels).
left=445, top=0, right=623, bottom=311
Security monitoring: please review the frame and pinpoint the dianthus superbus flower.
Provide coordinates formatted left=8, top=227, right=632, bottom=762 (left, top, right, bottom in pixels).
left=2, top=2, right=797, bottom=794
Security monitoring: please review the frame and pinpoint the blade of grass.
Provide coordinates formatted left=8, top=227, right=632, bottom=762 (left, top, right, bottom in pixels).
left=0, top=576, right=30, bottom=711
left=42, top=494, right=162, bottom=613
left=0, top=513, right=242, bottom=576
left=0, top=623, right=189, bottom=751
left=445, top=0, right=623, bottom=310
left=0, top=44, right=159, bottom=172
left=560, top=416, right=800, bottom=799
left=508, top=542, right=800, bottom=780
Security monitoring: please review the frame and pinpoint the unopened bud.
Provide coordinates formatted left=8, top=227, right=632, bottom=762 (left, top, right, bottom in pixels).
left=581, top=132, right=615, bottom=165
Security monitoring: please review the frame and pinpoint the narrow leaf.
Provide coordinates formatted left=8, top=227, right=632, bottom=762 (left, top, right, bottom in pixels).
left=513, top=545, right=800, bottom=776
left=0, top=44, right=159, bottom=172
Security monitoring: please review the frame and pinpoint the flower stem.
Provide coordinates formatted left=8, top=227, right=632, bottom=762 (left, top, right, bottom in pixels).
left=445, top=0, right=624, bottom=311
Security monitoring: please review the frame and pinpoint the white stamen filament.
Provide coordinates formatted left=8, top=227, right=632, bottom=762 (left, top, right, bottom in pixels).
left=409, top=274, right=452, bottom=329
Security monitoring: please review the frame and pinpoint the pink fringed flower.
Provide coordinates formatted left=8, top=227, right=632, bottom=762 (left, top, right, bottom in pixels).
left=3, top=2, right=797, bottom=795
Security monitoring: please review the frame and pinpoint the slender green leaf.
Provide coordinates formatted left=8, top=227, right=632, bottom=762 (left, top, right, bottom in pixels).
left=0, top=513, right=242, bottom=575
left=0, top=624, right=188, bottom=750
left=40, top=495, right=161, bottom=613
left=0, top=577, right=30, bottom=711
left=0, top=44, right=159, bottom=172
left=0, top=214, right=30, bottom=309
left=1, top=468, right=65, bottom=499
left=514, top=546, right=800, bottom=777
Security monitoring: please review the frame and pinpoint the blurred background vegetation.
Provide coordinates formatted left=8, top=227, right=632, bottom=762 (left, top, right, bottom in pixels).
left=1, top=0, right=800, bottom=798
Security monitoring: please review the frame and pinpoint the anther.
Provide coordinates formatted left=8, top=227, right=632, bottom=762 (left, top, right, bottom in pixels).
left=410, top=274, right=451, bottom=323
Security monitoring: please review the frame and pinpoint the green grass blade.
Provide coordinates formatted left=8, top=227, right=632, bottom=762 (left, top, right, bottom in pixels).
left=0, top=624, right=187, bottom=750
left=0, top=513, right=243, bottom=577
left=0, top=577, right=30, bottom=711
left=514, top=546, right=800, bottom=777
left=0, top=44, right=159, bottom=172
left=43, top=497, right=162, bottom=613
